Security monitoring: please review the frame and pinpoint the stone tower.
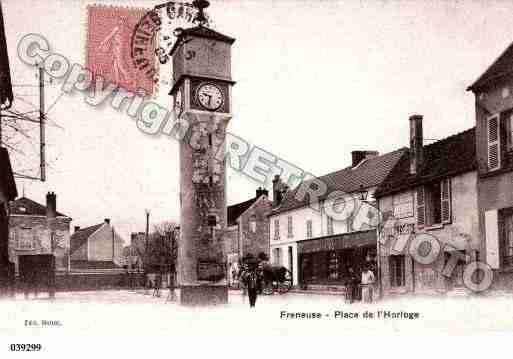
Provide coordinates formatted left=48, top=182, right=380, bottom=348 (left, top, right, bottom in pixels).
left=169, top=15, right=235, bottom=305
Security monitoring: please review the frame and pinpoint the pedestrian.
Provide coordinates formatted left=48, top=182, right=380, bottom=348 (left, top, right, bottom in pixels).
left=361, top=265, right=375, bottom=303
left=241, top=256, right=262, bottom=308
left=153, top=273, right=162, bottom=297
left=346, top=267, right=358, bottom=303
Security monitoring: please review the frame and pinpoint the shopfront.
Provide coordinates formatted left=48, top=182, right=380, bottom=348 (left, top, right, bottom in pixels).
left=298, top=230, right=377, bottom=287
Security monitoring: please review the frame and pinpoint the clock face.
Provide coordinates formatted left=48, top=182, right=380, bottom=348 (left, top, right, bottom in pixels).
left=196, top=83, right=224, bottom=111
left=174, top=89, right=183, bottom=117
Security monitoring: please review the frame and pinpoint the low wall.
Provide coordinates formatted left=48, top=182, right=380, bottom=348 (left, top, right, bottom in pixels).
left=13, top=271, right=147, bottom=292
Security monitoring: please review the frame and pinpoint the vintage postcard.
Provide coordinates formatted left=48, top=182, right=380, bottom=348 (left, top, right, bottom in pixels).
left=1, top=0, right=513, bottom=356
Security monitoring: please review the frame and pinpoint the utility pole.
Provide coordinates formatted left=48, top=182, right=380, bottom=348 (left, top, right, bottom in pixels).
left=39, top=65, right=46, bottom=181
left=144, top=209, right=150, bottom=291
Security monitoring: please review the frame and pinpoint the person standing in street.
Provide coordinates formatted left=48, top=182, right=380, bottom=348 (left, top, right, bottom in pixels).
left=361, top=265, right=375, bottom=303
left=241, top=256, right=262, bottom=308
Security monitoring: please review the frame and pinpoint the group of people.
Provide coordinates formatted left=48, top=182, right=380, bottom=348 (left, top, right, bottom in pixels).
left=345, top=265, right=376, bottom=303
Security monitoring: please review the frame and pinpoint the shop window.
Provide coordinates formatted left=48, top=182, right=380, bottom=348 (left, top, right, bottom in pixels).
left=417, top=179, right=451, bottom=227
left=306, top=220, right=313, bottom=238
left=274, top=219, right=280, bottom=240
left=327, top=216, right=334, bottom=235
left=389, top=255, right=405, bottom=287
left=327, top=251, right=339, bottom=280
left=287, top=216, right=293, bottom=238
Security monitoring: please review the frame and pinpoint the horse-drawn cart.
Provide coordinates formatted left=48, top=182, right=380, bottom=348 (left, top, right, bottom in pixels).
left=261, top=265, right=293, bottom=295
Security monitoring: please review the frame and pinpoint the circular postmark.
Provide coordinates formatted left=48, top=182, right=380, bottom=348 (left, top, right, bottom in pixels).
left=130, top=2, right=203, bottom=86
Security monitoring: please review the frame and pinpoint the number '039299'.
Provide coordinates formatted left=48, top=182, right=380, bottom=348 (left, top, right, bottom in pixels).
left=9, top=344, right=42, bottom=351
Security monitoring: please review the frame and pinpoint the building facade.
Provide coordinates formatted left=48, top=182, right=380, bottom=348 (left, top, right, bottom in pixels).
left=0, top=148, right=17, bottom=292
left=269, top=149, right=405, bottom=290
left=468, top=42, right=513, bottom=290
left=8, top=192, right=72, bottom=274
left=70, top=218, right=124, bottom=270
left=225, top=188, right=272, bottom=285
left=375, top=115, right=479, bottom=296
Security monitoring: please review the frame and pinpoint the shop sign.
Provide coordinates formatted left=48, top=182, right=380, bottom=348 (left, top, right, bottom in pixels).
left=299, top=230, right=375, bottom=254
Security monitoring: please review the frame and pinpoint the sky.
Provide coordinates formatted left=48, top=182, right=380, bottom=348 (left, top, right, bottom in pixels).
left=2, top=0, right=513, bottom=242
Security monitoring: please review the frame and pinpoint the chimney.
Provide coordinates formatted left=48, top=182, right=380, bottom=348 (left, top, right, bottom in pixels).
left=409, top=114, right=424, bottom=175
left=272, top=175, right=284, bottom=207
left=74, top=226, right=81, bottom=233
left=104, top=218, right=110, bottom=225
left=46, top=192, right=56, bottom=218
left=256, top=187, right=269, bottom=198
left=351, top=151, right=379, bottom=167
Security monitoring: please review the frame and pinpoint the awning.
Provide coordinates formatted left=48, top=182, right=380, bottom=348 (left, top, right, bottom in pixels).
left=298, top=230, right=376, bottom=254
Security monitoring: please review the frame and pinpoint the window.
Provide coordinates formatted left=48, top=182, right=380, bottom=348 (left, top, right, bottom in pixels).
left=487, top=114, right=500, bottom=171
left=417, top=179, right=451, bottom=227
left=500, top=208, right=513, bottom=267
left=389, top=255, right=405, bottom=287
left=249, top=216, right=257, bottom=233
left=16, top=228, right=35, bottom=250
left=327, top=216, right=334, bottom=235
left=287, top=216, right=293, bottom=238
left=393, top=193, right=414, bottom=219
left=274, top=219, right=280, bottom=240
left=327, top=251, right=339, bottom=280
left=273, top=247, right=281, bottom=265
left=306, top=220, right=313, bottom=238
left=508, top=114, right=513, bottom=151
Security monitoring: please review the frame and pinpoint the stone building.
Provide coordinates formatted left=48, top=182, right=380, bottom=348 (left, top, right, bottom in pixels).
left=70, top=218, right=124, bottom=270
left=225, top=188, right=272, bottom=284
left=269, top=149, right=405, bottom=290
left=375, top=115, right=479, bottom=296
left=468, top=42, right=513, bottom=290
left=8, top=192, right=72, bottom=274
left=0, top=148, right=17, bottom=291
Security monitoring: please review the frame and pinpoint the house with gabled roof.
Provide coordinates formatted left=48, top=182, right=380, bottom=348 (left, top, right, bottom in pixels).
left=269, top=146, right=406, bottom=290
left=70, top=218, right=125, bottom=270
left=374, top=115, right=479, bottom=297
left=8, top=192, right=72, bottom=274
left=467, top=40, right=513, bottom=290
left=225, top=188, right=272, bottom=285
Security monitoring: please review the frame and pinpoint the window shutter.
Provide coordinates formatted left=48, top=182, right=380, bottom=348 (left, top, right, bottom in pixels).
left=441, top=179, right=451, bottom=224
left=485, top=210, right=500, bottom=269
left=416, top=186, right=426, bottom=227
left=487, top=114, right=501, bottom=171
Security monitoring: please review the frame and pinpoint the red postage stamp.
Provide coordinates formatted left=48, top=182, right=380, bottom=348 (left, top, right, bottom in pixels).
left=86, top=5, right=154, bottom=94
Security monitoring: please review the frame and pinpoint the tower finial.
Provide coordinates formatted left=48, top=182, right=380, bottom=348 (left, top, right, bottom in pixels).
left=192, top=0, right=209, bottom=27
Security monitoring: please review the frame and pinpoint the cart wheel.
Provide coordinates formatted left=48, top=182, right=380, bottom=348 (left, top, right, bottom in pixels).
left=278, top=269, right=293, bottom=294
left=262, top=282, right=273, bottom=295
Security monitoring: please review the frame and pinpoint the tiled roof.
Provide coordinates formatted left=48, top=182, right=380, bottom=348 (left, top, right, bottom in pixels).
left=70, top=260, right=121, bottom=270
left=9, top=197, right=69, bottom=217
left=272, top=149, right=406, bottom=215
left=374, top=128, right=476, bottom=198
left=227, top=197, right=258, bottom=226
left=180, top=26, right=235, bottom=44
left=0, top=148, right=17, bottom=201
left=468, top=42, right=513, bottom=91
left=70, top=223, right=104, bottom=255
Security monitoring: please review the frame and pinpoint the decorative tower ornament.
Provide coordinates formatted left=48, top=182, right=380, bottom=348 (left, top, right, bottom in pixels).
left=169, top=0, right=235, bottom=305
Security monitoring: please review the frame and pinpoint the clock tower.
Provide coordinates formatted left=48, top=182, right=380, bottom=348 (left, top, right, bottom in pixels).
left=169, top=1, right=235, bottom=305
